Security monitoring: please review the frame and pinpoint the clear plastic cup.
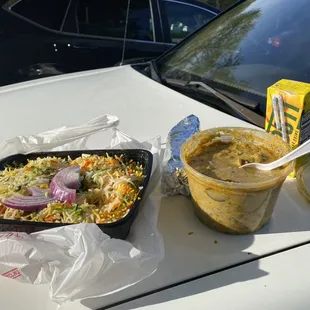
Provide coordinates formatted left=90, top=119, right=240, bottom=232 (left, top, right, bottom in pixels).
left=181, top=127, right=294, bottom=234
left=296, top=163, right=310, bottom=203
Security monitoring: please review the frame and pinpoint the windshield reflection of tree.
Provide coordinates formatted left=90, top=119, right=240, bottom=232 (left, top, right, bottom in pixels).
left=161, top=2, right=261, bottom=90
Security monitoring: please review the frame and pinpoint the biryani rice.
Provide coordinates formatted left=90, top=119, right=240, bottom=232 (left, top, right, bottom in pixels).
left=0, top=154, right=145, bottom=224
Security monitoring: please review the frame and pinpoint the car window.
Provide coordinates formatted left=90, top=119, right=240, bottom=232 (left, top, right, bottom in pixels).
left=5, top=0, right=70, bottom=30
left=157, top=0, right=310, bottom=115
left=164, top=0, right=216, bottom=43
left=76, top=0, right=154, bottom=41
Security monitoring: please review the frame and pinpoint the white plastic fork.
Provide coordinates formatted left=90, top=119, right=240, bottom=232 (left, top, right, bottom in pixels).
left=240, top=138, right=310, bottom=171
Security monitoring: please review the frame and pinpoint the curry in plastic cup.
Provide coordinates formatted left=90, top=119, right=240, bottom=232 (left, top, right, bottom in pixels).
left=180, top=127, right=294, bottom=234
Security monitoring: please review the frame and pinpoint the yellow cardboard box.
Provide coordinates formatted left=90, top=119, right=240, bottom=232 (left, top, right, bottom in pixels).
left=265, top=79, right=310, bottom=177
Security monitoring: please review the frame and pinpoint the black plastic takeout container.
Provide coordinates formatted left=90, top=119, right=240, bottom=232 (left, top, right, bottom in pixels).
left=0, top=149, right=153, bottom=239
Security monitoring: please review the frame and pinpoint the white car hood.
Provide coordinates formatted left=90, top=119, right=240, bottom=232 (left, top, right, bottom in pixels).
left=1, top=66, right=310, bottom=310
left=0, top=65, right=251, bottom=144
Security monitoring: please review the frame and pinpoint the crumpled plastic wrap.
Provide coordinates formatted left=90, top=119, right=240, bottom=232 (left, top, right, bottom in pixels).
left=0, top=115, right=164, bottom=305
left=161, top=115, right=200, bottom=196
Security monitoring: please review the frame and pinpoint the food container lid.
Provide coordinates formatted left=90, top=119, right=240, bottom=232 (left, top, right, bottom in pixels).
left=296, top=163, right=310, bottom=203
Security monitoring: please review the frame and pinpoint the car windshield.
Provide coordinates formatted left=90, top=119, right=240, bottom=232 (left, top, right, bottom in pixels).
left=156, top=0, right=310, bottom=115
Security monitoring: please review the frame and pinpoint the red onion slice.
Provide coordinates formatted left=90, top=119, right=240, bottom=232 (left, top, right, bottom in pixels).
left=2, top=187, right=55, bottom=211
left=50, top=165, right=80, bottom=202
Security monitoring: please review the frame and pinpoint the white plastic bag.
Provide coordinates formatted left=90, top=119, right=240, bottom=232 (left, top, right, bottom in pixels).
left=0, top=115, right=164, bottom=305
left=0, top=114, right=119, bottom=156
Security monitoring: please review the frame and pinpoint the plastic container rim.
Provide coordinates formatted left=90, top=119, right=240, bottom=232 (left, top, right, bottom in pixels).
left=180, top=127, right=294, bottom=191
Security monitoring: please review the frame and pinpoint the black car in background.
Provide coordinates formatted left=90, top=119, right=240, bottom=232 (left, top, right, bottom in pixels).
left=0, top=0, right=219, bottom=87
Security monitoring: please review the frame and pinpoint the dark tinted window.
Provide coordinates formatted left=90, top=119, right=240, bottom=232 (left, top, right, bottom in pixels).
left=7, top=0, right=69, bottom=30
left=164, top=0, right=216, bottom=43
left=76, top=0, right=153, bottom=41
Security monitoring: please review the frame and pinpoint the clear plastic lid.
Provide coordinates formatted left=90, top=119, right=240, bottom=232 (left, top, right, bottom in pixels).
left=296, top=163, right=310, bottom=203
